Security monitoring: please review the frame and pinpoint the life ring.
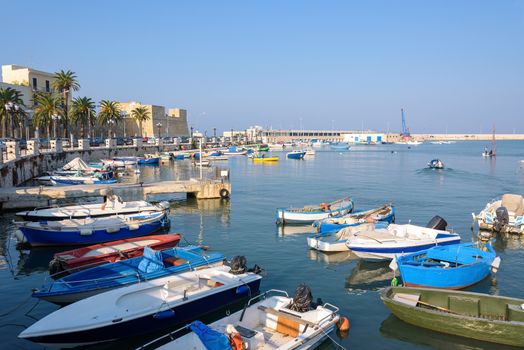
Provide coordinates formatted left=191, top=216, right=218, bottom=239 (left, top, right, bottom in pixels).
left=220, top=188, right=230, bottom=199
left=320, top=203, right=331, bottom=211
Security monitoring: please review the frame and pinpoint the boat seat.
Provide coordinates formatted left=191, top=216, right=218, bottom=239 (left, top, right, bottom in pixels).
left=448, top=296, right=480, bottom=317
left=506, top=304, right=524, bottom=322
left=163, top=257, right=188, bottom=266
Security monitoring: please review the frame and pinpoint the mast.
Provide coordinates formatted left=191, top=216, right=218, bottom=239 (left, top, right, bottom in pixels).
left=492, top=123, right=496, bottom=156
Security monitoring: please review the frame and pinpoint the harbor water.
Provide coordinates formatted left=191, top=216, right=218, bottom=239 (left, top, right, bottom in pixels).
left=1, top=141, right=524, bottom=349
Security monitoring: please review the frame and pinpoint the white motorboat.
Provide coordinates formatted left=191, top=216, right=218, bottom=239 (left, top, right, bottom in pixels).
left=18, top=265, right=262, bottom=348
left=345, top=219, right=461, bottom=261
left=16, top=197, right=168, bottom=221
left=149, top=288, right=340, bottom=350
left=474, top=193, right=524, bottom=234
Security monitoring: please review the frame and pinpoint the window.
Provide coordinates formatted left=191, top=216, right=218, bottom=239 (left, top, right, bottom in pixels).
left=45, top=80, right=50, bottom=92
left=32, top=77, right=37, bottom=90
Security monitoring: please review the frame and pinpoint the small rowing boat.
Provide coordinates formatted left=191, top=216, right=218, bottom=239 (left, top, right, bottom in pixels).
left=286, top=151, right=305, bottom=159
left=313, top=204, right=395, bottom=233
left=276, top=197, right=354, bottom=224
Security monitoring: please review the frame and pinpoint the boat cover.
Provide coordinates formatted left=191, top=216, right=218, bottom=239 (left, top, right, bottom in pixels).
left=189, top=321, right=232, bottom=350
left=62, top=157, right=91, bottom=171
left=501, top=194, right=524, bottom=215
left=138, top=247, right=164, bottom=273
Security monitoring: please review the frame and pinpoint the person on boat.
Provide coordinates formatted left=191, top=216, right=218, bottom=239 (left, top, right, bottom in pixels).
left=100, top=191, right=123, bottom=210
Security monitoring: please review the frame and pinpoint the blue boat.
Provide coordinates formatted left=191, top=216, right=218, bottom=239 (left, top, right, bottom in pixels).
left=32, top=245, right=225, bottom=305
left=276, top=196, right=353, bottom=224
left=16, top=211, right=170, bottom=247
left=138, top=156, right=160, bottom=165
left=173, top=154, right=185, bottom=160
left=286, top=151, right=306, bottom=159
left=330, top=142, right=350, bottom=151
left=50, top=176, right=117, bottom=185
left=393, top=242, right=500, bottom=289
left=313, top=204, right=395, bottom=233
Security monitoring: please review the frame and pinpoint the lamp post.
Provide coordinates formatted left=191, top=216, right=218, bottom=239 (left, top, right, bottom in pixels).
left=107, top=119, right=115, bottom=139
left=230, top=128, right=234, bottom=144
left=120, top=111, right=127, bottom=138
left=213, top=127, right=216, bottom=143
left=156, top=122, right=162, bottom=139
left=165, top=113, right=169, bottom=138
left=52, top=114, right=61, bottom=139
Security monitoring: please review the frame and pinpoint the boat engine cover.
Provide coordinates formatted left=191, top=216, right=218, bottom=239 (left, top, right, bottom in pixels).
left=495, top=206, right=509, bottom=231
left=230, top=256, right=247, bottom=275
left=426, top=215, right=448, bottom=231
left=289, top=284, right=313, bottom=313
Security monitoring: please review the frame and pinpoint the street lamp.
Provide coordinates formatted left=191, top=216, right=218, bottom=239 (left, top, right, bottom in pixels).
left=156, top=122, right=162, bottom=139
left=120, top=111, right=127, bottom=138
left=107, top=119, right=115, bottom=139
left=52, top=114, right=61, bottom=139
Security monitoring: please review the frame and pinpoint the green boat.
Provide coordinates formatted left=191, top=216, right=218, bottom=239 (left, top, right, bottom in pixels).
left=257, top=144, right=270, bottom=152
left=381, top=286, right=524, bottom=347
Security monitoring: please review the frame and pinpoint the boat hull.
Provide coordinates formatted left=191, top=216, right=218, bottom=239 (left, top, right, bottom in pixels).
left=18, top=213, right=169, bottom=247
left=276, top=200, right=354, bottom=224
left=381, top=286, right=524, bottom=347
left=22, top=279, right=262, bottom=347
left=307, top=237, right=348, bottom=252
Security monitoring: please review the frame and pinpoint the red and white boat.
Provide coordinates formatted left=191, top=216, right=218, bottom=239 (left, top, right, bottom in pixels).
left=49, top=234, right=181, bottom=275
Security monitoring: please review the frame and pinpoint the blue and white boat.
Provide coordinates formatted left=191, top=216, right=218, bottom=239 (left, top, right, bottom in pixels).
left=32, top=245, right=224, bottom=305
left=307, top=222, right=390, bottom=252
left=276, top=197, right=353, bottom=224
left=137, top=156, right=160, bottom=165
left=15, top=210, right=170, bottom=247
left=330, top=142, right=350, bottom=151
left=173, top=154, right=186, bottom=160
left=313, top=204, right=395, bottom=233
left=19, top=264, right=262, bottom=347
left=392, top=242, right=500, bottom=289
left=223, top=146, right=248, bottom=155
left=286, top=151, right=306, bottom=159
left=345, top=223, right=461, bottom=261
left=49, top=174, right=116, bottom=186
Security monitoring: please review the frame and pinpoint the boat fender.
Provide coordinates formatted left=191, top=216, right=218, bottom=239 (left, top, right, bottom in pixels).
left=153, top=309, right=175, bottom=320
left=336, top=316, right=351, bottom=331
left=236, top=285, right=250, bottom=296
left=226, top=325, right=244, bottom=350
left=220, top=188, right=230, bottom=199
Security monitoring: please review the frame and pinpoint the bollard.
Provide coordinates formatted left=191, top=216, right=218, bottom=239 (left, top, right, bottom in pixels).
left=6, top=141, right=20, bottom=161
left=78, top=139, right=90, bottom=151
left=50, top=139, right=63, bottom=153
left=27, top=140, right=40, bottom=156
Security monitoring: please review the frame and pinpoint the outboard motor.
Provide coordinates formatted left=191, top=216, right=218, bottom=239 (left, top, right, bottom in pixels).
left=229, top=256, right=247, bottom=275
left=494, top=206, right=509, bottom=232
left=426, top=215, right=448, bottom=231
left=289, top=284, right=313, bottom=313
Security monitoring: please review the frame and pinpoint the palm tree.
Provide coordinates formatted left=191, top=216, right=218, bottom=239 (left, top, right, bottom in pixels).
left=131, top=106, right=150, bottom=137
left=52, top=70, right=80, bottom=138
left=70, top=97, right=96, bottom=139
left=97, top=100, right=122, bottom=139
left=32, top=93, right=64, bottom=138
left=0, top=87, right=26, bottom=138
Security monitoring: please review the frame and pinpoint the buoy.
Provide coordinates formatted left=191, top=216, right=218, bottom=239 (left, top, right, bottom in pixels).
left=337, top=316, right=350, bottom=331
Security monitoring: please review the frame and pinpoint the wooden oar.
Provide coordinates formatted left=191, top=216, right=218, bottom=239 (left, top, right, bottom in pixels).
left=396, top=294, right=458, bottom=314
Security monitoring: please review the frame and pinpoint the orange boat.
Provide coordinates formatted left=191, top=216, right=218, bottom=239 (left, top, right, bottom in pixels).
left=49, top=234, right=181, bottom=275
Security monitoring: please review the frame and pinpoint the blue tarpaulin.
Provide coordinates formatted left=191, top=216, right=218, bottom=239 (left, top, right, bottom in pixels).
left=137, top=246, right=164, bottom=273
left=190, top=321, right=232, bottom=350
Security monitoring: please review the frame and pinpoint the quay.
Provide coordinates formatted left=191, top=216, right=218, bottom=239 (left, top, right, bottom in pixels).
left=0, top=179, right=231, bottom=210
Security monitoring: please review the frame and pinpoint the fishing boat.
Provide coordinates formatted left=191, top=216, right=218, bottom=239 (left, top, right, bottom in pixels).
left=427, top=159, right=444, bottom=169
left=160, top=152, right=173, bottom=161
left=252, top=154, right=279, bottom=162
left=113, top=156, right=139, bottom=165
left=20, top=264, right=262, bottom=347
left=32, top=245, right=224, bottom=305
left=381, top=286, right=524, bottom=347
left=224, top=146, right=248, bottom=155
left=473, top=193, right=524, bottom=234
left=256, top=144, right=270, bottom=152
left=138, top=155, right=160, bottom=165
left=482, top=123, right=497, bottom=157
left=15, top=210, right=170, bottom=247
left=149, top=286, right=340, bottom=350
left=16, top=197, right=168, bottom=222
left=313, top=204, right=395, bottom=233
left=276, top=197, right=353, bottom=224
left=173, top=154, right=186, bottom=160
left=345, top=217, right=461, bottom=260
left=49, top=234, right=182, bottom=275
left=49, top=173, right=117, bottom=186
left=391, top=242, right=500, bottom=289
left=286, top=151, right=306, bottom=159
left=330, top=142, right=350, bottom=151
left=406, top=140, right=422, bottom=145
left=308, top=222, right=390, bottom=252
left=305, top=148, right=316, bottom=156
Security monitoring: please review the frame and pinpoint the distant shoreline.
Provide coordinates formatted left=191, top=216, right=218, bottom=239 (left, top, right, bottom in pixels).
left=410, top=133, right=524, bottom=141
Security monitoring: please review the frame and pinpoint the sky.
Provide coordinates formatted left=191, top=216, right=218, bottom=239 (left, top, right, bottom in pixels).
left=0, top=0, right=523, bottom=134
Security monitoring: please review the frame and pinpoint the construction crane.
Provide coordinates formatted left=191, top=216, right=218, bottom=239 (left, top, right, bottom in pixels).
left=400, top=108, right=410, bottom=137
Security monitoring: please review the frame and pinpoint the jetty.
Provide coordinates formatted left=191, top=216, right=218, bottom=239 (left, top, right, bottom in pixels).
left=0, top=179, right=231, bottom=210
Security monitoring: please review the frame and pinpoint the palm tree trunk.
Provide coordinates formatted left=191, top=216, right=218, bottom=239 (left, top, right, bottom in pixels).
left=63, top=91, right=69, bottom=138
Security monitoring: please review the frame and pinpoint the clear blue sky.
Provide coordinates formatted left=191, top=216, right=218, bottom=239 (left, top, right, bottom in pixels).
left=1, top=0, right=522, bottom=133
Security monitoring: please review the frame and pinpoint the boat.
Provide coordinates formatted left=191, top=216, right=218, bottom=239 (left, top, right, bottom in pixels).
left=313, top=204, right=395, bottom=233
left=311, top=139, right=328, bottom=148
left=427, top=159, right=444, bottom=169
left=148, top=286, right=340, bottom=350
left=406, top=140, right=422, bottom=145
left=173, top=154, right=186, bottom=160
left=276, top=197, right=354, bottom=224
left=16, top=197, right=168, bottom=222
left=193, top=159, right=210, bottom=167
left=256, top=144, right=270, bottom=152
left=330, top=142, right=350, bottom=151
left=32, top=245, right=224, bottom=305
left=49, top=234, right=182, bottom=275
left=208, top=155, right=229, bottom=161
left=252, top=154, right=279, bottom=162
left=15, top=210, right=170, bottom=247
left=49, top=173, right=117, bottom=186
left=19, top=264, right=262, bottom=347
left=482, top=123, right=497, bottom=157
left=286, top=151, right=306, bottom=159
left=160, top=152, right=173, bottom=161
left=391, top=242, right=500, bottom=289
left=224, top=146, right=248, bottom=155
left=473, top=193, right=524, bottom=234
left=112, top=156, right=139, bottom=165
left=305, top=148, right=316, bottom=156
left=308, top=222, right=390, bottom=252
left=380, top=286, right=524, bottom=347
left=138, top=155, right=160, bottom=165
left=345, top=216, right=461, bottom=260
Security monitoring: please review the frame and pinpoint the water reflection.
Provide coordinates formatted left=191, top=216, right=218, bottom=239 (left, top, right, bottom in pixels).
left=276, top=225, right=316, bottom=236
left=346, top=261, right=394, bottom=291
left=490, top=233, right=524, bottom=252
left=308, top=250, right=356, bottom=264
left=380, top=314, right=515, bottom=350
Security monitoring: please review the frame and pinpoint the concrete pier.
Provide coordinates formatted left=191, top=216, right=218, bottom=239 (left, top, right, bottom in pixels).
left=0, top=180, right=231, bottom=210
